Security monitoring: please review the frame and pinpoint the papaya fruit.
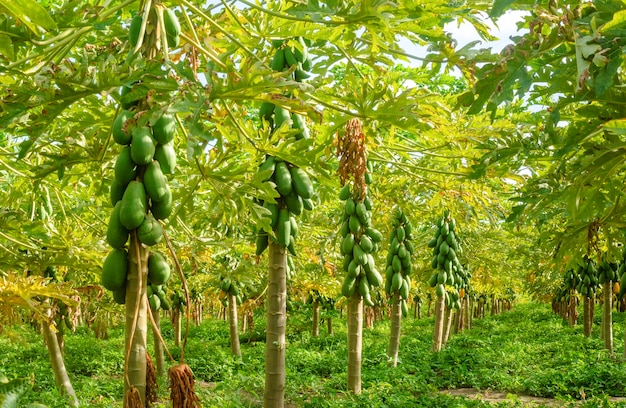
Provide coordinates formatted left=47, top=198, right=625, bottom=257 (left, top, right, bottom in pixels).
left=112, top=110, right=134, bottom=145
left=360, top=235, right=373, bottom=253
left=152, top=113, right=175, bottom=144
left=339, top=184, right=351, bottom=200
left=107, top=201, right=130, bottom=249
left=401, top=299, right=409, bottom=317
left=138, top=214, right=163, bottom=246
left=358, top=277, right=370, bottom=298
left=341, top=233, right=355, bottom=255
left=285, top=191, right=303, bottom=215
left=101, top=248, right=128, bottom=291
left=291, top=114, right=310, bottom=140
left=293, top=37, right=308, bottom=63
left=149, top=294, right=161, bottom=311
left=392, top=255, right=402, bottom=273
left=258, top=156, right=276, bottom=179
left=256, top=233, right=269, bottom=256
left=283, top=47, right=297, bottom=66
left=151, top=183, right=172, bottom=220
left=274, top=107, right=292, bottom=129
left=119, top=180, right=147, bottom=230
left=130, top=126, right=155, bottom=165
left=129, top=14, right=143, bottom=47
left=144, top=160, right=168, bottom=202
left=436, top=284, right=445, bottom=298
left=400, top=277, right=410, bottom=299
left=366, top=267, right=383, bottom=287
left=274, top=162, right=292, bottom=196
left=295, top=64, right=310, bottom=81
left=428, top=272, right=437, bottom=287
left=120, top=84, right=140, bottom=110
left=263, top=201, right=279, bottom=228
left=353, top=244, right=367, bottom=265
left=114, top=146, right=137, bottom=186
left=167, top=33, right=180, bottom=48
left=270, top=49, right=286, bottom=71
left=366, top=227, right=383, bottom=243
left=163, top=8, right=181, bottom=37
left=287, top=235, right=297, bottom=256
left=345, top=198, right=356, bottom=216
left=154, top=142, right=177, bottom=174
left=341, top=276, right=356, bottom=297
left=348, top=215, right=360, bottom=234
left=112, top=284, right=127, bottom=304
left=289, top=216, right=298, bottom=238
left=290, top=167, right=314, bottom=199
left=110, top=180, right=125, bottom=206
left=302, top=197, right=314, bottom=211
left=276, top=208, right=291, bottom=247
left=396, top=226, right=406, bottom=242
left=148, top=252, right=171, bottom=285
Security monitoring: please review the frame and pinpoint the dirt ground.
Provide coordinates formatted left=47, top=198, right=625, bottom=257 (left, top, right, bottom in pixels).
left=441, top=388, right=626, bottom=406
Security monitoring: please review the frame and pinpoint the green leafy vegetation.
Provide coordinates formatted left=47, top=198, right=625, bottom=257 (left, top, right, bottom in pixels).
left=2, top=303, right=625, bottom=407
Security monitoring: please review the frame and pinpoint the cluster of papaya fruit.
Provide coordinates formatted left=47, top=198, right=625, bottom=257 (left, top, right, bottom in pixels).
left=427, top=211, right=469, bottom=309
left=384, top=207, right=414, bottom=317
left=219, top=277, right=243, bottom=306
left=254, top=38, right=314, bottom=260
left=101, top=13, right=178, bottom=304
left=129, top=5, right=181, bottom=49
left=339, top=164, right=384, bottom=306
left=571, top=257, right=599, bottom=298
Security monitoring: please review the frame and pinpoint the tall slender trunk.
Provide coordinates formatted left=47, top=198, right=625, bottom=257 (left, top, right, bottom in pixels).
left=347, top=292, right=363, bottom=394
left=431, top=295, right=445, bottom=352
left=264, top=242, right=287, bottom=408
left=583, top=296, right=593, bottom=337
left=242, top=313, right=248, bottom=333
left=388, top=293, right=402, bottom=367
left=442, top=305, right=453, bottom=345
left=452, top=310, right=460, bottom=335
left=228, top=292, right=241, bottom=357
left=42, top=319, right=79, bottom=407
left=327, top=316, right=333, bottom=335
left=603, top=281, right=613, bottom=353
left=312, top=299, right=320, bottom=337
left=153, top=311, right=165, bottom=378
left=568, top=291, right=578, bottom=327
left=124, top=238, right=148, bottom=406
left=463, top=297, right=470, bottom=331
left=173, top=309, right=181, bottom=347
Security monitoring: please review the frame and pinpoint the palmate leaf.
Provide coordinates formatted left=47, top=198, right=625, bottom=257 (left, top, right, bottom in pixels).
left=0, top=376, right=33, bottom=408
left=0, top=0, right=57, bottom=34
left=0, top=274, right=77, bottom=331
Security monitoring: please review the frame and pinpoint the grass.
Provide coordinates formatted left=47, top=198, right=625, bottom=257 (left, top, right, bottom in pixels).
left=1, top=302, right=626, bottom=407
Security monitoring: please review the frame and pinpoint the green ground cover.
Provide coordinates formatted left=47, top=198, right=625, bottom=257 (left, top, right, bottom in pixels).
left=2, top=302, right=626, bottom=407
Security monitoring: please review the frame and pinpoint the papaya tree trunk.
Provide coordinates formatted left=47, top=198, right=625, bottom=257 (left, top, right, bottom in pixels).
left=432, top=295, right=445, bottom=352
left=228, top=292, right=241, bottom=357
left=347, top=292, right=363, bottom=394
left=42, top=319, right=79, bottom=407
left=568, top=291, right=578, bottom=327
left=264, top=242, right=287, bottom=408
left=603, top=281, right=613, bottom=353
left=452, top=310, right=460, bottom=335
left=463, top=297, right=471, bottom=331
left=327, top=316, right=333, bottom=335
left=173, top=308, right=181, bottom=347
left=312, top=299, right=320, bottom=337
left=152, top=311, right=165, bottom=378
left=442, top=305, right=453, bottom=345
left=388, top=293, right=402, bottom=367
left=124, top=238, right=148, bottom=406
left=583, top=296, right=592, bottom=337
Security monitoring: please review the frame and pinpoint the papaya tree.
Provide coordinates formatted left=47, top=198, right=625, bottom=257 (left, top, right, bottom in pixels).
left=337, top=118, right=383, bottom=394
left=384, top=206, right=414, bottom=367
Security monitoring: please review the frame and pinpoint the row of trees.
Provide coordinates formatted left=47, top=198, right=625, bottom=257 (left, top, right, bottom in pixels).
left=2, top=0, right=626, bottom=406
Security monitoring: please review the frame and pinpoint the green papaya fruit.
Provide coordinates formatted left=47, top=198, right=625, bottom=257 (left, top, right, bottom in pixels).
left=353, top=244, right=367, bottom=265
left=341, top=233, right=355, bottom=255
left=302, top=197, right=314, bottom=211
left=396, top=226, right=406, bottom=242
left=285, top=191, right=303, bottom=215
left=256, top=233, right=269, bottom=256
left=428, top=272, right=437, bottom=287
left=436, top=284, right=445, bottom=298
left=152, top=113, right=176, bottom=144
left=276, top=208, right=291, bottom=247
left=289, top=216, right=298, bottom=238
left=148, top=252, right=171, bottom=285
left=101, top=249, right=128, bottom=291
left=339, top=185, right=351, bottom=200
left=119, top=181, right=147, bottom=230
left=163, top=8, right=181, bottom=37
left=341, top=276, right=356, bottom=297
left=130, top=126, right=155, bottom=165
left=274, top=162, right=292, bottom=196
left=154, top=142, right=177, bottom=174
left=366, top=227, right=383, bottom=243
left=345, top=198, right=356, bottom=216
left=290, top=167, right=314, bottom=199
left=259, top=102, right=276, bottom=122
left=291, top=114, right=310, bottom=140
left=112, top=110, right=134, bottom=145
left=287, top=235, right=297, bottom=257
left=167, top=33, right=180, bottom=48
left=113, top=284, right=127, bottom=304
left=149, top=294, right=161, bottom=311
left=270, top=49, right=286, bottom=71
left=144, top=160, right=168, bottom=203
left=342, top=253, right=353, bottom=272
left=110, top=180, right=125, bottom=206
left=114, top=146, right=137, bottom=186
left=263, top=201, right=279, bottom=228
left=138, top=214, right=163, bottom=246
left=360, top=235, right=373, bottom=253
left=401, top=299, right=409, bottom=317
left=107, top=201, right=130, bottom=249
left=349, top=215, right=360, bottom=234
left=358, top=277, right=370, bottom=298
left=274, top=107, right=292, bottom=129
left=284, top=47, right=297, bottom=66
left=129, top=14, right=143, bottom=47
left=392, top=255, right=402, bottom=273
left=151, top=183, right=172, bottom=220
left=366, top=266, right=383, bottom=287
left=258, top=156, right=276, bottom=179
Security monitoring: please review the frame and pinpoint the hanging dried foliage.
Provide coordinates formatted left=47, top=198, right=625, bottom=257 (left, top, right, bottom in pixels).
left=123, top=386, right=142, bottom=408
left=146, top=352, right=158, bottom=407
left=337, top=118, right=368, bottom=200
left=168, top=363, right=200, bottom=408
